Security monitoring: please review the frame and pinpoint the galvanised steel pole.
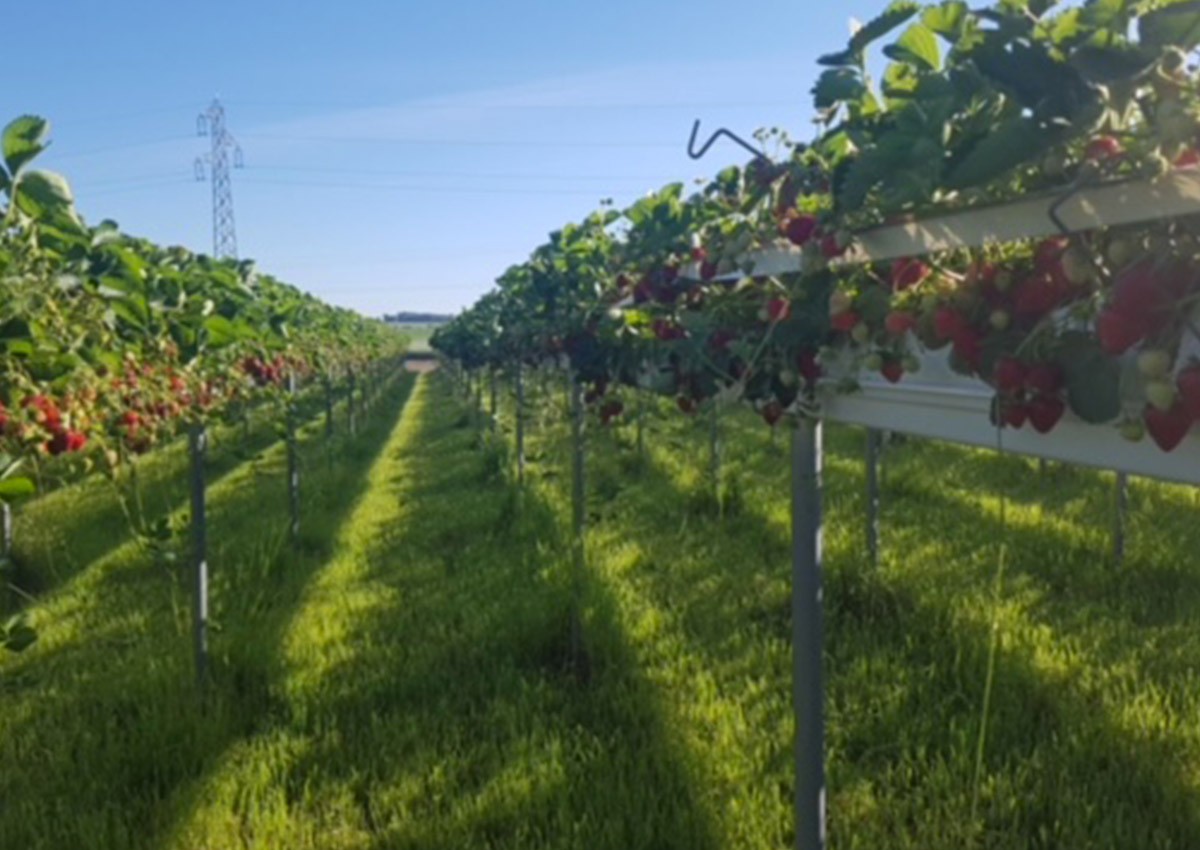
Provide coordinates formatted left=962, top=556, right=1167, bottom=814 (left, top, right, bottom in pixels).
left=709, top=398, right=721, bottom=508
left=490, top=367, right=498, bottom=429
left=189, top=422, right=209, bottom=689
left=515, top=361, right=526, bottom=485
left=1, top=501, right=12, bottom=559
left=791, top=415, right=826, bottom=850
left=865, top=428, right=880, bottom=568
left=287, top=372, right=300, bottom=543
left=569, top=365, right=586, bottom=667
left=1114, top=471, right=1128, bottom=566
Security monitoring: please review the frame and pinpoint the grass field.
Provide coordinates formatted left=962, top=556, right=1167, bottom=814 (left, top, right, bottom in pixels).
left=390, top=324, right=440, bottom=354
left=3, top=368, right=1200, bottom=848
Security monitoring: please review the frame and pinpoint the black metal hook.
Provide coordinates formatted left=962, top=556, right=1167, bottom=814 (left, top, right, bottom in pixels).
left=687, top=119, right=768, bottom=162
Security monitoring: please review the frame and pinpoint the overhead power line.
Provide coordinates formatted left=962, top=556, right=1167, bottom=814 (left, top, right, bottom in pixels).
left=226, top=98, right=796, bottom=111
left=236, top=177, right=630, bottom=197
left=240, top=133, right=680, bottom=149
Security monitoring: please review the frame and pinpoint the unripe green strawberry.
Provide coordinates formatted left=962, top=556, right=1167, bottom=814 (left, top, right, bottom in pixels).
left=1119, top=420, right=1146, bottom=442
left=1107, top=238, right=1138, bottom=268
left=1137, top=349, right=1172, bottom=379
left=1060, top=246, right=1095, bottom=285
left=1146, top=379, right=1178, bottom=412
left=992, top=270, right=1014, bottom=292
left=990, top=309, right=1012, bottom=331
left=829, top=290, right=853, bottom=316
left=851, top=323, right=871, bottom=345
left=1043, top=150, right=1068, bottom=178
left=902, top=354, right=921, bottom=374
left=864, top=353, right=884, bottom=371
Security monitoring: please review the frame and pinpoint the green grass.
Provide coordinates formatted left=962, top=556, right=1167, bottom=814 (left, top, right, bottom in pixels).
left=391, top=324, right=438, bottom=354
left=6, top=382, right=355, bottom=600
left=3, top=369, right=1200, bottom=848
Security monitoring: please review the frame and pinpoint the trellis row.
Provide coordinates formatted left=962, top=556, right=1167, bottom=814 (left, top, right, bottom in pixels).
left=679, top=173, right=1200, bottom=850
left=685, top=170, right=1200, bottom=485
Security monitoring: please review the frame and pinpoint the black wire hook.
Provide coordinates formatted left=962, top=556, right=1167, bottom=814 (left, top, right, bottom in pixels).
left=687, top=119, right=768, bottom=162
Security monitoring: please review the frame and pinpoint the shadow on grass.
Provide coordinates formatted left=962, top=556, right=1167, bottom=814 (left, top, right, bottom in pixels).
left=8, top=386, right=355, bottom=601
left=156, top=373, right=724, bottom=850
left=0, top=373, right=415, bottom=850
left=572, top=404, right=1200, bottom=849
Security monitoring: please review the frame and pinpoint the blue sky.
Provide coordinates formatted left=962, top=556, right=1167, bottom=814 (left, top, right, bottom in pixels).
left=13, top=0, right=891, bottom=317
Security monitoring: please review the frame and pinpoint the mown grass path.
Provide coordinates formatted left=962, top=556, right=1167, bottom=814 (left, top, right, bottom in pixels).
left=5, top=370, right=1200, bottom=849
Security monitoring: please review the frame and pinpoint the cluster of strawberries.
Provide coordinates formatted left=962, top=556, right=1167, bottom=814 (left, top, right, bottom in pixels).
left=17, top=395, right=88, bottom=457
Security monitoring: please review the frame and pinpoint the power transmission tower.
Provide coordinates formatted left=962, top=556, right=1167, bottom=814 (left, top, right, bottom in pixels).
left=194, top=98, right=244, bottom=259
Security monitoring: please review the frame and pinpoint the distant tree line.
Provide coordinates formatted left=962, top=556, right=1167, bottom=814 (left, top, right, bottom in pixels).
left=382, top=311, right=452, bottom=324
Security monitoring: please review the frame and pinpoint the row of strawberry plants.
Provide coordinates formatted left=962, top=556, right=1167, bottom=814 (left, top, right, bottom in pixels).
left=0, top=115, right=405, bottom=493
left=0, top=115, right=406, bottom=653
left=432, top=0, right=1200, bottom=452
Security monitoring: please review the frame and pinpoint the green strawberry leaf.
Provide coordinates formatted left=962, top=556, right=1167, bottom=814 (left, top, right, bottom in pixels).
left=0, top=476, right=35, bottom=500
left=2, top=115, right=49, bottom=176
left=819, top=0, right=921, bottom=66
left=813, top=69, right=867, bottom=108
left=884, top=23, right=942, bottom=71
left=13, top=169, right=83, bottom=231
left=946, top=117, right=1048, bottom=190
left=1139, top=0, right=1200, bottom=50
left=922, top=1, right=969, bottom=40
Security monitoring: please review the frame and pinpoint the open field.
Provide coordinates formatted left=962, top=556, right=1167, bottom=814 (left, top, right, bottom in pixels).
left=3, top=369, right=1199, bottom=849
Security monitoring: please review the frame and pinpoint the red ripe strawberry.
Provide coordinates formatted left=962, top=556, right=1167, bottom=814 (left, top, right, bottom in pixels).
left=1096, top=309, right=1146, bottom=355
left=761, top=401, right=784, bottom=427
left=709, top=329, right=736, bottom=352
left=884, top=311, right=917, bottom=336
left=691, top=246, right=707, bottom=262
left=797, top=350, right=822, bottom=387
left=1025, top=363, right=1063, bottom=396
left=820, top=233, right=845, bottom=259
left=993, top=357, right=1027, bottom=393
left=891, top=258, right=930, bottom=291
left=953, top=329, right=983, bottom=371
left=1175, top=148, right=1200, bottom=169
left=1112, top=260, right=1188, bottom=332
left=1028, top=395, right=1066, bottom=434
left=781, top=214, right=818, bottom=247
left=767, top=298, right=792, bottom=322
left=652, top=319, right=678, bottom=341
left=600, top=400, right=624, bottom=423
left=633, top=280, right=653, bottom=303
left=830, top=311, right=859, bottom=333
left=1013, top=273, right=1062, bottom=319
left=881, top=361, right=904, bottom=384
left=1002, top=401, right=1029, bottom=429
left=699, top=259, right=718, bottom=281
left=1144, top=402, right=1193, bottom=452
left=46, top=430, right=70, bottom=456
left=66, top=431, right=87, bottom=452
left=1178, top=367, right=1200, bottom=421
left=676, top=396, right=697, bottom=415
left=933, top=307, right=968, bottom=342
left=1085, top=135, right=1123, bottom=161
left=1033, top=238, right=1068, bottom=273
